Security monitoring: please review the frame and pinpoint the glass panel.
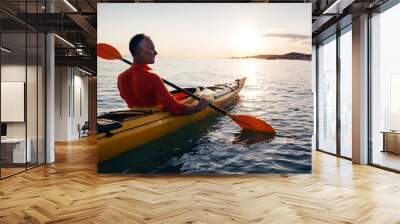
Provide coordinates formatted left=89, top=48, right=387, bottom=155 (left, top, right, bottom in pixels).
left=27, top=31, right=38, bottom=169
left=318, top=37, right=337, bottom=154
left=0, top=2, right=46, bottom=178
left=27, top=0, right=38, bottom=169
left=38, top=32, right=45, bottom=165
left=371, top=3, right=400, bottom=171
left=1, top=31, right=27, bottom=177
left=340, top=28, right=352, bottom=158
left=390, top=75, right=400, bottom=130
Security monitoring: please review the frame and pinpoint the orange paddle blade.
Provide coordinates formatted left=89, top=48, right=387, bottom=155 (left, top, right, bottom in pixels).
left=229, top=114, right=275, bottom=134
left=97, top=43, right=122, bottom=60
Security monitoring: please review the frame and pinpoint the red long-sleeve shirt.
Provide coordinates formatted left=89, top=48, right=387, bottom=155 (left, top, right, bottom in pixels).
left=117, top=64, right=189, bottom=115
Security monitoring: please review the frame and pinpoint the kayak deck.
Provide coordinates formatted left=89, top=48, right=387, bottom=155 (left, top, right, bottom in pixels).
left=97, top=77, right=246, bottom=162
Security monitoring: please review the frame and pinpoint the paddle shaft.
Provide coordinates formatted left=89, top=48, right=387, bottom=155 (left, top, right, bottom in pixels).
left=120, top=58, right=229, bottom=115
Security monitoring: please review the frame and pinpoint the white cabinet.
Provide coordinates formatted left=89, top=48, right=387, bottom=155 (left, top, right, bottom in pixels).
left=1, top=138, right=31, bottom=163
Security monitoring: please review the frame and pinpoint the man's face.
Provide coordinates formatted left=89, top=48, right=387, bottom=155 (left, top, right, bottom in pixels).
left=138, top=37, right=158, bottom=64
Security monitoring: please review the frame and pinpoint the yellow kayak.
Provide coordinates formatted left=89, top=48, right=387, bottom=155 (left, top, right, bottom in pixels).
left=97, top=77, right=246, bottom=162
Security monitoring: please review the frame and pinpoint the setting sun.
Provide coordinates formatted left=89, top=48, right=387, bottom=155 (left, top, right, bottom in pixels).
left=233, top=27, right=263, bottom=56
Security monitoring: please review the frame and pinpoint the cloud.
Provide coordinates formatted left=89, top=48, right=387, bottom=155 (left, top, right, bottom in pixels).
left=263, top=33, right=310, bottom=40
left=260, top=29, right=310, bottom=41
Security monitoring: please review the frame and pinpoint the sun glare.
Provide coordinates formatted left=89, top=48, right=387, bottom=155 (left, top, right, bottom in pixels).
left=233, top=27, right=263, bottom=56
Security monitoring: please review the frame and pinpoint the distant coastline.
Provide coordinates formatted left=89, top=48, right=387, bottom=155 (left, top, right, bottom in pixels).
left=230, top=52, right=311, bottom=61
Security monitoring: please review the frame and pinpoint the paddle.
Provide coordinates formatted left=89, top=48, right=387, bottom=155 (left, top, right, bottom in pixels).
left=97, top=43, right=276, bottom=134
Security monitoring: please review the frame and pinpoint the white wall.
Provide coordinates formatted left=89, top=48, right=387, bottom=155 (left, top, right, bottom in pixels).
left=71, top=72, right=89, bottom=138
left=55, top=66, right=70, bottom=141
left=55, top=67, right=89, bottom=141
left=1, top=64, right=26, bottom=81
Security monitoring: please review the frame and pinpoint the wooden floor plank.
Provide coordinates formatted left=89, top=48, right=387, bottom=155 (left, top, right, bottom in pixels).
left=0, top=137, right=399, bottom=223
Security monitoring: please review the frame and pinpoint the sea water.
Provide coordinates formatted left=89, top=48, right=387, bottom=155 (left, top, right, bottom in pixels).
left=97, top=58, right=313, bottom=174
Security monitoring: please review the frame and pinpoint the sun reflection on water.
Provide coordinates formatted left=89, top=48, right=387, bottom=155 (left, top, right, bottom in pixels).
left=239, top=59, right=263, bottom=101
left=239, top=59, right=259, bottom=78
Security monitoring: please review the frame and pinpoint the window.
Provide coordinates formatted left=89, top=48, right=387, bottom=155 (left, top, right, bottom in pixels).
left=339, top=27, right=352, bottom=158
left=317, top=36, right=337, bottom=154
left=370, top=2, right=400, bottom=171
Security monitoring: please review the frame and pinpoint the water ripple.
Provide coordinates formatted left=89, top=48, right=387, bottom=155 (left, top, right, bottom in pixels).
left=98, top=59, right=313, bottom=174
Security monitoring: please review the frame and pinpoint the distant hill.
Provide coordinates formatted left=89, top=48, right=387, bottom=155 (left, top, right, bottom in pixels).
left=230, top=52, right=311, bottom=61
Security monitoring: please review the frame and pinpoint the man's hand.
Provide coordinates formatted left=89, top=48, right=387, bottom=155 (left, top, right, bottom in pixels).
left=185, top=97, right=211, bottom=115
left=197, top=98, right=211, bottom=110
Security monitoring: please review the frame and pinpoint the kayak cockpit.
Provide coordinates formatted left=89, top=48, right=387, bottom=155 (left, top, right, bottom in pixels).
left=170, top=87, right=197, bottom=100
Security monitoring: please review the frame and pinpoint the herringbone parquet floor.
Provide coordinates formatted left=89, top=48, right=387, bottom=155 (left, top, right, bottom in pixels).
left=1, top=137, right=400, bottom=223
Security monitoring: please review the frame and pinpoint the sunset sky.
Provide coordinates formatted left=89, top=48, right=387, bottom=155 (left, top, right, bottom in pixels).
left=98, top=3, right=311, bottom=59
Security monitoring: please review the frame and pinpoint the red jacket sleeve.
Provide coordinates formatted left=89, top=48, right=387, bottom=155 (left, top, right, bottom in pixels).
left=150, top=74, right=190, bottom=115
